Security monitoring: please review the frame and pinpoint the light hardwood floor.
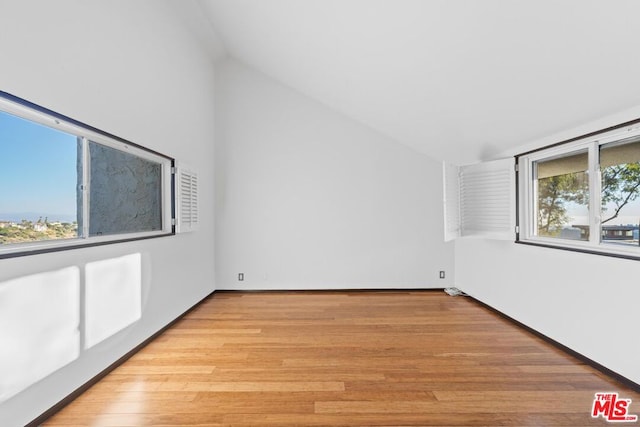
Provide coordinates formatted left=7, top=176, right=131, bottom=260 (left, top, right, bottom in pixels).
left=43, top=291, right=639, bottom=426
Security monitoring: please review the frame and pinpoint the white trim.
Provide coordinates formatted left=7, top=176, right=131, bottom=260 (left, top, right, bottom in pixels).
left=442, top=161, right=460, bottom=242
left=587, top=141, right=600, bottom=246
left=81, top=137, right=90, bottom=240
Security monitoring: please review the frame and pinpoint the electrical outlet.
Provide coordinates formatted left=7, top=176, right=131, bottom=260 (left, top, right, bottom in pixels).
left=439, top=271, right=445, bottom=279
left=238, top=273, right=244, bottom=281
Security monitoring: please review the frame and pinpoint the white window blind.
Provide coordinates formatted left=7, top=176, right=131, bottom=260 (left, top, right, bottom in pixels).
left=176, top=165, right=198, bottom=233
left=443, top=158, right=515, bottom=240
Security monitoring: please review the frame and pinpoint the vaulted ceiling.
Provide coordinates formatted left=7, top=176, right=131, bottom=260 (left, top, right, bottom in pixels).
left=198, top=0, right=640, bottom=164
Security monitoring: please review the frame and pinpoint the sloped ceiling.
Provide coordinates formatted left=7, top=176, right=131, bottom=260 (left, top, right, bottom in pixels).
left=199, top=0, right=640, bottom=164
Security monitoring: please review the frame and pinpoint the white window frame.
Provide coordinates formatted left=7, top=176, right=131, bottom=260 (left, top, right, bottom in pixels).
left=0, top=92, right=175, bottom=258
left=517, top=120, right=640, bottom=259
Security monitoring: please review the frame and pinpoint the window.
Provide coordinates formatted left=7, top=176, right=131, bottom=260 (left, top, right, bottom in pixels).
left=533, top=149, right=589, bottom=241
left=0, top=92, right=174, bottom=257
left=517, top=120, right=640, bottom=258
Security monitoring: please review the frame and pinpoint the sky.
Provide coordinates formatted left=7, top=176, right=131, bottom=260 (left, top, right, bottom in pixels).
left=0, top=110, right=78, bottom=222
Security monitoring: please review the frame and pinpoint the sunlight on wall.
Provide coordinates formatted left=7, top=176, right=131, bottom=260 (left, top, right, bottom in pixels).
left=85, top=253, right=142, bottom=349
left=0, top=267, right=80, bottom=403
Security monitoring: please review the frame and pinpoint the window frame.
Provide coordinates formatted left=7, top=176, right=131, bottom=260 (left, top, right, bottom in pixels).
left=516, top=118, right=640, bottom=260
left=0, top=91, right=175, bottom=259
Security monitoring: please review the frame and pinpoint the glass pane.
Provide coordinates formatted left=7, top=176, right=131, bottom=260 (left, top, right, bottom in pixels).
left=0, top=111, right=79, bottom=245
left=87, top=141, right=162, bottom=236
left=534, top=150, right=589, bottom=240
left=600, top=138, right=640, bottom=247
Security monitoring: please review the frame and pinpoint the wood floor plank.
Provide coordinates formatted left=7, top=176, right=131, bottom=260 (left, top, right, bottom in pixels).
left=42, top=291, right=640, bottom=426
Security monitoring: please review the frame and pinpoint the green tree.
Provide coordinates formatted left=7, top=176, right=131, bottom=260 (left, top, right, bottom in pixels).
left=538, top=163, right=640, bottom=235
left=601, top=162, right=640, bottom=224
left=537, top=173, right=587, bottom=235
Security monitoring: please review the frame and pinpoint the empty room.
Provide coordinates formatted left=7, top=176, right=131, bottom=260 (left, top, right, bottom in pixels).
left=1, top=1, right=639, bottom=426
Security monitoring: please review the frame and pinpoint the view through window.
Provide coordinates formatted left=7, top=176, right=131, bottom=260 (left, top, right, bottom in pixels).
left=0, top=92, right=174, bottom=256
left=600, top=138, right=640, bottom=247
left=0, top=110, right=79, bottom=244
left=534, top=150, right=589, bottom=241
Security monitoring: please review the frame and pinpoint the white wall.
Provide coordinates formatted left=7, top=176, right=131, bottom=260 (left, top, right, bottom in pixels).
left=0, top=1, right=218, bottom=425
left=456, top=106, right=640, bottom=386
left=215, top=59, right=454, bottom=290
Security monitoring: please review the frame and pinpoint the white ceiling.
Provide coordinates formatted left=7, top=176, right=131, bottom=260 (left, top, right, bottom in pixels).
left=198, top=0, right=640, bottom=164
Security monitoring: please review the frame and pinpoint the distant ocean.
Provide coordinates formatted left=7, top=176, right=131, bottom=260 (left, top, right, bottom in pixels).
left=0, top=212, right=77, bottom=223
left=570, top=215, right=640, bottom=226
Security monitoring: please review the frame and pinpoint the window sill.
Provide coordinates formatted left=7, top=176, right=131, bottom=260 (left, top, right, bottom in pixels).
left=515, top=238, right=640, bottom=261
left=0, top=231, right=174, bottom=260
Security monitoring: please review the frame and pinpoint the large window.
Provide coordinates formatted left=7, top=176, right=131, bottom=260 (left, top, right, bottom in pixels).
left=517, top=121, right=640, bottom=258
left=0, top=92, right=174, bottom=257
